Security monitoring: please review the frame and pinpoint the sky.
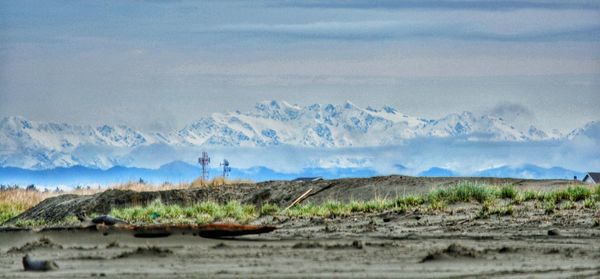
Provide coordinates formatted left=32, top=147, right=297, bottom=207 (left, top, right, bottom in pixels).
left=1, top=0, right=599, bottom=133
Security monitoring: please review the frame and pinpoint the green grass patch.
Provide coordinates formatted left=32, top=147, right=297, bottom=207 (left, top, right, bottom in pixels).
left=110, top=200, right=257, bottom=224
left=583, top=198, right=596, bottom=209
left=260, top=203, right=281, bottom=216
left=427, top=182, right=498, bottom=204
left=544, top=201, right=556, bottom=214
left=544, top=186, right=592, bottom=204
left=4, top=181, right=598, bottom=227
left=0, top=203, right=23, bottom=224
left=14, top=219, right=47, bottom=228
left=499, top=185, right=517, bottom=200
left=560, top=200, right=576, bottom=210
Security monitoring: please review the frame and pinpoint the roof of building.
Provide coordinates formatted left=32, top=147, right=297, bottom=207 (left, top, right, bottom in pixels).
left=584, top=172, right=600, bottom=183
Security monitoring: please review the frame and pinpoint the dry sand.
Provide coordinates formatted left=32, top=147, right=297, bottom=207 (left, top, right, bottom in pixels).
left=1, top=176, right=599, bottom=278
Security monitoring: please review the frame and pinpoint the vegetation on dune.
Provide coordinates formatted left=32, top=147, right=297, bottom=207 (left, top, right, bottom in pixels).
left=190, top=176, right=253, bottom=187
left=110, top=200, right=257, bottom=224
left=103, top=182, right=600, bottom=225
left=0, top=177, right=254, bottom=224
left=0, top=189, right=54, bottom=224
left=1, top=181, right=599, bottom=226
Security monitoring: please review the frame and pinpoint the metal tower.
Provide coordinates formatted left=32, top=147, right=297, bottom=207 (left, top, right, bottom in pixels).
left=221, top=159, right=232, bottom=178
left=198, top=151, right=211, bottom=182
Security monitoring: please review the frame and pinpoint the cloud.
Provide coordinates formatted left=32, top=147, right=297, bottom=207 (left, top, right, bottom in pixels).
left=489, top=102, right=534, bottom=119
left=123, top=137, right=598, bottom=175
left=487, top=102, right=537, bottom=130
left=211, top=21, right=600, bottom=42
left=275, top=0, right=600, bottom=11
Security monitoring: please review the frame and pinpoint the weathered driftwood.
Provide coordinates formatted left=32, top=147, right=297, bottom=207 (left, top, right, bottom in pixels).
left=284, top=188, right=313, bottom=211
left=97, top=223, right=277, bottom=238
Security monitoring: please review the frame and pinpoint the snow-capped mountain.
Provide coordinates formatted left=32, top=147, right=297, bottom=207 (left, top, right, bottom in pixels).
left=175, top=100, right=561, bottom=147
left=0, top=100, right=595, bottom=170
left=566, top=121, right=600, bottom=140
left=0, top=116, right=157, bottom=169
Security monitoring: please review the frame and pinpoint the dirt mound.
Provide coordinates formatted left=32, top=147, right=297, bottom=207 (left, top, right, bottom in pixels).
left=6, top=184, right=259, bottom=224
left=8, top=237, right=63, bottom=253
left=4, top=175, right=570, bottom=225
left=421, top=243, right=480, bottom=262
left=116, top=246, right=173, bottom=258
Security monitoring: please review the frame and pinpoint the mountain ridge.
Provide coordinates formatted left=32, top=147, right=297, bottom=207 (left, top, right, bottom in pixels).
left=0, top=161, right=584, bottom=187
left=0, top=101, right=597, bottom=170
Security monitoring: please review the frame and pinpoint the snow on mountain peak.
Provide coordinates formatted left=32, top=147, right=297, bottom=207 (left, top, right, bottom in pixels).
left=382, top=106, right=397, bottom=114
left=0, top=101, right=593, bottom=169
left=173, top=101, right=562, bottom=147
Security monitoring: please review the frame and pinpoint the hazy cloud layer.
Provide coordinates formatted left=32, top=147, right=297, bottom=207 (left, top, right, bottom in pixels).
left=213, top=21, right=600, bottom=42
left=0, top=0, right=598, bottom=134
left=276, top=0, right=600, bottom=11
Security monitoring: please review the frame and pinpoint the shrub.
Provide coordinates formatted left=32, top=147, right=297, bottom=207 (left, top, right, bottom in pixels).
left=323, top=201, right=352, bottom=217
left=560, top=201, right=576, bottom=210
left=565, top=186, right=592, bottom=201
left=428, top=182, right=496, bottom=204
left=521, top=190, right=539, bottom=201
left=428, top=200, right=446, bottom=211
left=544, top=201, right=556, bottom=214
left=477, top=200, right=494, bottom=219
left=395, top=195, right=425, bottom=207
left=499, top=185, right=517, bottom=200
left=583, top=198, right=596, bottom=209
left=260, top=203, right=280, bottom=216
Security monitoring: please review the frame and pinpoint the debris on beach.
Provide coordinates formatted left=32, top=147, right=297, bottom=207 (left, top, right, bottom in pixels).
left=91, top=215, right=127, bottom=226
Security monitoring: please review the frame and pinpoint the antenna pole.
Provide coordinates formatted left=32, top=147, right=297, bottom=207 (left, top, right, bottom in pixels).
left=220, top=159, right=231, bottom=178
left=198, top=151, right=211, bottom=184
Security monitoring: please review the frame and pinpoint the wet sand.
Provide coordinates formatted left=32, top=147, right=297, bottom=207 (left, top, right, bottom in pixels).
left=2, top=203, right=599, bottom=278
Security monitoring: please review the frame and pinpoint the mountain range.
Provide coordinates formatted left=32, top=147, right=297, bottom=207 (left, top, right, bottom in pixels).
left=1, top=100, right=595, bottom=170
left=0, top=161, right=584, bottom=188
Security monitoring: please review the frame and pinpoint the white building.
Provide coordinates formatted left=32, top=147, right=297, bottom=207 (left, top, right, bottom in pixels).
left=582, top=172, right=600, bottom=184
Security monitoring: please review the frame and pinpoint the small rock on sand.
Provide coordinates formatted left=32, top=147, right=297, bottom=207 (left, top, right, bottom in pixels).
left=22, top=254, right=59, bottom=271
left=547, top=229, right=561, bottom=236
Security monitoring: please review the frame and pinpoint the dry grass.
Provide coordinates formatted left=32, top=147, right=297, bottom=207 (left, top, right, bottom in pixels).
left=0, top=177, right=254, bottom=224
left=0, top=189, right=56, bottom=211
left=190, top=176, right=253, bottom=187
left=0, top=189, right=57, bottom=223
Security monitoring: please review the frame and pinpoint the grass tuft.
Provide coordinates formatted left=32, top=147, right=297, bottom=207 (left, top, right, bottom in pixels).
left=583, top=198, right=596, bottom=209
left=260, top=203, right=281, bottom=216
left=499, top=185, right=517, bottom=200
left=110, top=200, right=257, bottom=224
left=428, top=182, right=496, bottom=204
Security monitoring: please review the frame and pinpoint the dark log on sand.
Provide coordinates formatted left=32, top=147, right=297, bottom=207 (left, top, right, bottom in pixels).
left=101, top=223, right=277, bottom=238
